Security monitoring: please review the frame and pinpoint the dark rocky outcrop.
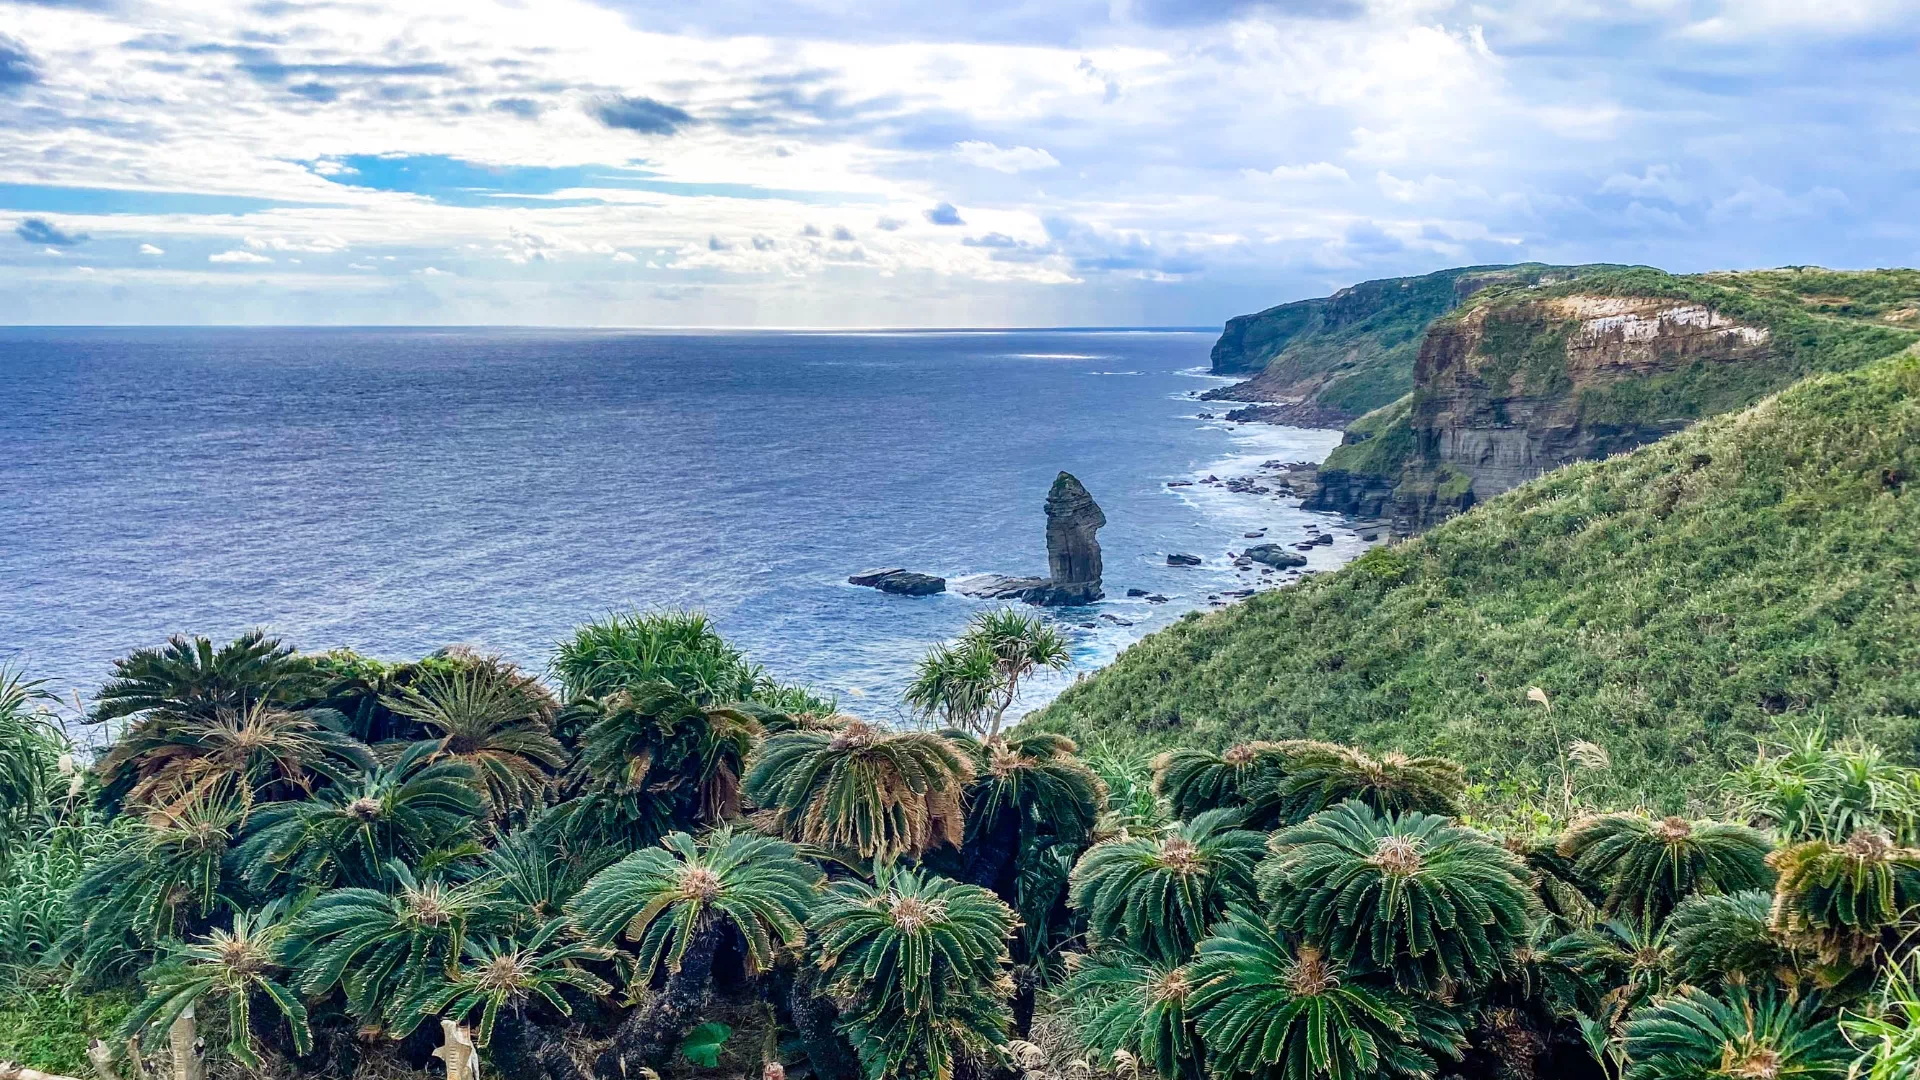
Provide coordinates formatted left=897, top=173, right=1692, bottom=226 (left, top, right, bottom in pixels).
left=1243, top=544, right=1308, bottom=568
left=951, top=574, right=1050, bottom=600
left=848, top=568, right=946, bottom=595
left=1166, top=553, right=1202, bottom=566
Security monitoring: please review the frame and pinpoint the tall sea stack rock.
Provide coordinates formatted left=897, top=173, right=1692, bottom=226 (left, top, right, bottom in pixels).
left=1032, top=472, right=1106, bottom=605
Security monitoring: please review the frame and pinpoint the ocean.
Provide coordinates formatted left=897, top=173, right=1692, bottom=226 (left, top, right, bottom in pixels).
left=0, top=327, right=1357, bottom=724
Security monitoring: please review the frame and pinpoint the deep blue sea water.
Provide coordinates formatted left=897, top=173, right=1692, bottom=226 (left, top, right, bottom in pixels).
left=0, top=328, right=1354, bottom=725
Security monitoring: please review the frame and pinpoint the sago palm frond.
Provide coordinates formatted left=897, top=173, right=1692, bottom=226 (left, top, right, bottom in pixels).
left=1069, top=808, right=1264, bottom=963
left=1151, top=740, right=1309, bottom=828
left=233, top=740, right=484, bottom=893
left=567, top=826, right=820, bottom=979
left=1261, top=798, right=1539, bottom=991
left=381, top=658, right=565, bottom=817
left=96, top=702, right=373, bottom=817
left=1271, top=743, right=1466, bottom=824
left=119, top=899, right=312, bottom=1070
left=808, top=866, right=1017, bottom=1080
left=1666, top=889, right=1799, bottom=989
left=388, top=917, right=613, bottom=1046
left=1187, top=908, right=1467, bottom=1080
left=91, top=630, right=318, bottom=724
left=1061, top=948, right=1204, bottom=1080
left=569, top=682, right=762, bottom=835
left=1557, top=813, right=1773, bottom=925
left=1622, top=984, right=1848, bottom=1080
left=745, top=721, right=973, bottom=864
left=1768, top=830, right=1920, bottom=963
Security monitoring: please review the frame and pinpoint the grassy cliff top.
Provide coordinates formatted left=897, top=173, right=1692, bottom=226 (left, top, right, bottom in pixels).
left=1031, top=344, right=1920, bottom=809
left=1315, top=266, right=1920, bottom=483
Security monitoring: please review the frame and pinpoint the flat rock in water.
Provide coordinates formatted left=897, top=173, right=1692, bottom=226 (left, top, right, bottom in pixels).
left=951, top=573, right=1051, bottom=600
left=1126, top=588, right=1149, bottom=597
left=1167, top=553, right=1202, bottom=566
left=850, top=569, right=946, bottom=596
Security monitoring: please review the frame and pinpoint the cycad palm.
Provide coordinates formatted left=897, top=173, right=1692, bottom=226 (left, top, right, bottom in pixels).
left=1260, top=799, right=1537, bottom=991
left=382, top=659, right=565, bottom=817
left=284, top=865, right=503, bottom=1028
left=390, top=917, right=612, bottom=1047
left=92, top=630, right=317, bottom=724
left=1151, top=740, right=1306, bottom=828
left=1187, top=908, right=1467, bottom=1080
left=119, top=900, right=312, bottom=1069
left=1621, top=984, right=1848, bottom=1080
left=1062, top=948, right=1204, bottom=1080
left=66, top=790, right=242, bottom=959
left=745, top=721, right=973, bottom=864
left=1666, top=889, right=1799, bottom=989
left=570, top=682, right=761, bottom=836
left=950, top=730, right=1102, bottom=891
left=95, top=701, right=372, bottom=817
left=1271, top=743, right=1465, bottom=823
left=808, top=867, right=1017, bottom=1080
left=233, top=740, right=483, bottom=893
left=567, top=827, right=820, bottom=1071
left=1767, top=830, right=1920, bottom=963
left=1069, top=808, right=1264, bottom=962
left=1558, top=813, right=1773, bottom=926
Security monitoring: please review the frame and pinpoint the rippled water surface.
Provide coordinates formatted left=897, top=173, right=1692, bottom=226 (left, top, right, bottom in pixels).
left=1, top=327, right=1353, bottom=719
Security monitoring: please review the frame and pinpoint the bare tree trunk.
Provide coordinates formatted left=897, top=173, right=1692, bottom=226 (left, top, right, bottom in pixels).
left=433, top=1021, right=479, bottom=1080
left=85, top=1041, right=119, bottom=1080
left=593, top=924, right=722, bottom=1079
left=168, top=1007, right=202, bottom=1080
left=787, top=965, right=858, bottom=1080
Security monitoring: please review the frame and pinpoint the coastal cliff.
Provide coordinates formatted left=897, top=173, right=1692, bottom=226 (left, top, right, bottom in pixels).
left=1304, top=266, right=1920, bottom=532
left=1205, top=263, right=1616, bottom=424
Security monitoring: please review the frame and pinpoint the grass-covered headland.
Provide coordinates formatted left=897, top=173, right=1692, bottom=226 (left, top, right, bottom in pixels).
left=7, top=598, right=1920, bottom=1080
left=1038, top=346, right=1920, bottom=809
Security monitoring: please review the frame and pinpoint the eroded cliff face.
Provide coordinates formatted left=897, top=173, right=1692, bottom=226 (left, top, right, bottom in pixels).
left=1308, top=293, right=1775, bottom=531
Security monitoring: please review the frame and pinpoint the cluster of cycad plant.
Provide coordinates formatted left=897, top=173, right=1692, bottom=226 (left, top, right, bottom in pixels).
left=11, top=618, right=1920, bottom=1080
left=1054, top=732, right=1920, bottom=1080
left=0, top=609, right=1111, bottom=1080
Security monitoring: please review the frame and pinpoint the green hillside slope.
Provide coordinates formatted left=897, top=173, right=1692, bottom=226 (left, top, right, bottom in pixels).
left=1033, top=346, right=1920, bottom=809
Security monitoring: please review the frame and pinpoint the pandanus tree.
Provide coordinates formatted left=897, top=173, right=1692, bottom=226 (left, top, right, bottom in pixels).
left=1767, top=830, right=1920, bottom=964
left=95, top=701, right=373, bottom=818
left=565, top=682, right=762, bottom=842
left=1062, top=948, right=1205, bottom=1080
left=551, top=610, right=773, bottom=704
left=907, top=609, right=1070, bottom=738
left=567, top=828, right=820, bottom=1073
left=1069, top=808, right=1264, bottom=962
left=119, top=900, right=313, bottom=1070
left=381, top=659, right=566, bottom=817
left=1621, top=984, right=1849, bottom=1080
left=282, top=864, right=504, bottom=1029
left=391, top=919, right=613, bottom=1080
left=1558, top=813, right=1774, bottom=927
left=745, top=721, right=973, bottom=864
left=1187, top=909, right=1468, bottom=1080
left=233, top=740, right=484, bottom=894
left=808, top=867, right=1018, bottom=1080
left=1260, top=799, right=1538, bottom=992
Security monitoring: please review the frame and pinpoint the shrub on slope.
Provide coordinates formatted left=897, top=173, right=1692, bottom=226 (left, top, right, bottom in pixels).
left=1032, top=347, right=1920, bottom=809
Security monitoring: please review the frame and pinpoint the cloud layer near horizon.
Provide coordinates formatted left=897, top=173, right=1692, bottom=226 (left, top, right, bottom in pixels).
left=1, top=0, right=1917, bottom=326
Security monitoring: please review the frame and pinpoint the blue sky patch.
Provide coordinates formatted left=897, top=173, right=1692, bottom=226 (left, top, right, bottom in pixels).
left=0, top=183, right=317, bottom=216
left=307, top=154, right=874, bottom=206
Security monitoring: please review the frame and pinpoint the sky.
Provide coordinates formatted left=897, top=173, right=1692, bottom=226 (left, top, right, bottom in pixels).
left=1, top=0, right=1917, bottom=327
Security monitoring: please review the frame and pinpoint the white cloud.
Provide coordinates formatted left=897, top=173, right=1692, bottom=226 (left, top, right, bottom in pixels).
left=138, top=243, right=165, bottom=256
left=210, top=250, right=274, bottom=264
left=953, top=141, right=1061, bottom=173
left=418, top=266, right=452, bottom=276
left=1249, top=162, right=1351, bottom=184
left=612, top=251, right=638, bottom=262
